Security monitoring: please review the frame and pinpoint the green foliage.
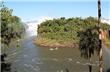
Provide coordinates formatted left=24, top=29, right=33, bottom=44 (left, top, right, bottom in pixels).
left=0, top=7, right=25, bottom=45
left=77, top=27, right=100, bottom=59
left=37, top=17, right=110, bottom=44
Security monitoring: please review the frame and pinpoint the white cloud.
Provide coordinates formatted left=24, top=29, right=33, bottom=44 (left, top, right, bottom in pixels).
left=101, top=18, right=110, bottom=25
left=37, top=16, right=53, bottom=23
left=26, top=16, right=53, bottom=36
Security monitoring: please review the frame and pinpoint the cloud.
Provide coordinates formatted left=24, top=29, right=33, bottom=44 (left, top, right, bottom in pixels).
left=37, top=16, right=53, bottom=24
left=101, top=18, right=110, bottom=25
left=26, top=16, right=53, bottom=36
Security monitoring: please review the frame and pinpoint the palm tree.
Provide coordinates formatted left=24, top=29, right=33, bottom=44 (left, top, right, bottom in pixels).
left=77, top=27, right=99, bottom=72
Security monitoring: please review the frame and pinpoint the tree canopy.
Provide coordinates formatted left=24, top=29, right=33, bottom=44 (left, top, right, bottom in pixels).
left=0, top=7, right=25, bottom=45
left=37, top=17, right=110, bottom=44
left=77, top=27, right=100, bottom=59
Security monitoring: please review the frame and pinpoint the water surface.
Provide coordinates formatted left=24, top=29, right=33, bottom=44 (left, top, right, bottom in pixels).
left=2, top=36, right=109, bottom=72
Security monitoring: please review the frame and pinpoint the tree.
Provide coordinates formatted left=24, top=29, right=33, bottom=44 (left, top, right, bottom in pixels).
left=37, top=16, right=110, bottom=48
left=77, top=27, right=100, bottom=72
left=98, top=0, right=103, bottom=72
left=0, top=6, right=25, bottom=45
left=0, top=3, right=25, bottom=72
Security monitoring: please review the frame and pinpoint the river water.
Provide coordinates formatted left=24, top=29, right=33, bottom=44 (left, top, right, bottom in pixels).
left=1, top=36, right=110, bottom=72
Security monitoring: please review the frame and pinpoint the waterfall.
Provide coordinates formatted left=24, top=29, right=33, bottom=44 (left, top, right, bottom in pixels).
left=25, top=16, right=53, bottom=37
left=26, top=22, right=38, bottom=37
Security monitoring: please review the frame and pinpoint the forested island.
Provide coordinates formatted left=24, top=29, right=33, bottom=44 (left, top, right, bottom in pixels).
left=35, top=17, right=110, bottom=48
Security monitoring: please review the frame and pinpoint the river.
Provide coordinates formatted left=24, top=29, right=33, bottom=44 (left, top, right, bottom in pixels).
left=1, top=36, right=110, bottom=72
left=103, top=45, right=110, bottom=71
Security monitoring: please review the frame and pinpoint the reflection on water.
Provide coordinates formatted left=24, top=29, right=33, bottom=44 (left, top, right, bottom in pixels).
left=1, top=36, right=109, bottom=72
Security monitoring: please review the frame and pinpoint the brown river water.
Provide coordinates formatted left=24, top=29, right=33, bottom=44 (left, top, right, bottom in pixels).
left=2, top=36, right=110, bottom=72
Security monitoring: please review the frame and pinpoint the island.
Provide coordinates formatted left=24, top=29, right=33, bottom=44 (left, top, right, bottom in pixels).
left=34, top=17, right=110, bottom=48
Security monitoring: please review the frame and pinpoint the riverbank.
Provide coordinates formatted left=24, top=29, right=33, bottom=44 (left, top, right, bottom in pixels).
left=33, top=37, right=77, bottom=48
left=103, top=39, right=110, bottom=49
left=105, top=43, right=110, bottom=49
left=34, top=37, right=110, bottom=48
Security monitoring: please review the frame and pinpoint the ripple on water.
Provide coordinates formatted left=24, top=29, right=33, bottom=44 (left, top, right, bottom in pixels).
left=14, top=60, right=20, bottom=63
left=35, top=62, right=43, bottom=65
left=32, top=59, right=35, bottom=62
left=52, top=58, right=58, bottom=61
left=24, top=64, right=30, bottom=68
left=76, top=61, right=80, bottom=64
left=23, top=55, right=28, bottom=57
left=29, top=64, right=40, bottom=71
left=33, top=67, right=40, bottom=71
left=68, top=58, right=72, bottom=62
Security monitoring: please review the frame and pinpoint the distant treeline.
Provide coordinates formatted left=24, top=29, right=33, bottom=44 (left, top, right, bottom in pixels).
left=37, top=17, right=110, bottom=43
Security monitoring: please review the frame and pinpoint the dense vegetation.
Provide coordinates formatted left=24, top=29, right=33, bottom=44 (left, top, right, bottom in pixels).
left=0, top=4, right=26, bottom=72
left=77, top=27, right=100, bottom=72
left=0, top=7, right=25, bottom=45
left=36, top=17, right=110, bottom=48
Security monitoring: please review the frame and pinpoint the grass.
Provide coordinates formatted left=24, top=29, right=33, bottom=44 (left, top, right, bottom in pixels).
left=34, top=37, right=76, bottom=48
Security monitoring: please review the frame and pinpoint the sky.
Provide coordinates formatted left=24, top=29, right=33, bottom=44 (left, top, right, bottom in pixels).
left=3, top=0, right=110, bottom=22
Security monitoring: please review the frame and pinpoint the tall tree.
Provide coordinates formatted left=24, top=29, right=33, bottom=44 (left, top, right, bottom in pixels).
left=77, top=27, right=100, bottom=72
